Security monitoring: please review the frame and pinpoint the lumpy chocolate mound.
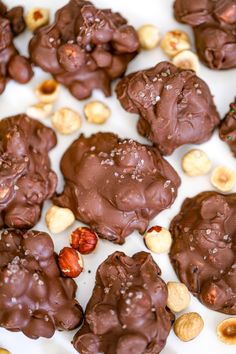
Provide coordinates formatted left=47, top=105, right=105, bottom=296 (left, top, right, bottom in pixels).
left=29, top=0, right=139, bottom=100
left=170, top=191, right=236, bottom=314
left=116, top=61, right=220, bottom=155
left=0, top=0, right=33, bottom=94
left=174, top=0, right=236, bottom=69
left=219, top=99, right=236, bottom=157
left=53, top=132, right=181, bottom=244
left=0, top=114, right=57, bottom=229
left=73, top=251, right=174, bottom=354
left=0, top=229, right=83, bottom=339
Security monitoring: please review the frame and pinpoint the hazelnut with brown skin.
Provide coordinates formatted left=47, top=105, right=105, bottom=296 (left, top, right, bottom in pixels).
left=58, top=247, right=84, bottom=278
left=70, top=227, right=98, bottom=254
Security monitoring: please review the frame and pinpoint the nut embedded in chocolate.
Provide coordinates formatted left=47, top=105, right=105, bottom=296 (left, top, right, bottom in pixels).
left=219, top=99, right=236, bottom=157
left=53, top=132, right=181, bottom=244
left=170, top=191, right=236, bottom=314
left=116, top=61, right=220, bottom=155
left=73, top=251, right=174, bottom=354
left=0, top=229, right=83, bottom=339
left=29, top=0, right=139, bottom=100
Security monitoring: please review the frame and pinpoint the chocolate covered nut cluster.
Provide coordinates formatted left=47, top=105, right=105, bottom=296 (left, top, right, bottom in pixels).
left=29, top=0, right=139, bottom=100
left=220, top=99, right=236, bottom=156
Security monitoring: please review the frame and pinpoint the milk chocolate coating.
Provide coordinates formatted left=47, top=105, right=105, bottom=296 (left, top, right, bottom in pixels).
left=53, top=132, right=180, bottom=244
left=73, top=251, right=174, bottom=354
left=116, top=61, right=220, bottom=155
left=0, top=229, right=83, bottom=339
left=0, top=114, right=57, bottom=229
left=0, top=1, right=33, bottom=94
left=29, top=0, right=139, bottom=100
left=219, top=99, right=236, bottom=157
left=174, top=0, right=236, bottom=69
left=170, top=191, right=236, bottom=314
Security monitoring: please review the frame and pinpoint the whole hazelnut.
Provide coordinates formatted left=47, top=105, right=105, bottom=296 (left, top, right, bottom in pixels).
left=35, top=79, right=60, bottom=103
left=172, top=50, right=199, bottom=72
left=58, top=247, right=83, bottom=278
left=25, top=8, right=49, bottom=32
left=84, top=100, right=111, bottom=124
left=70, top=227, right=98, bottom=254
left=211, top=166, right=236, bottom=192
left=144, top=225, right=172, bottom=254
left=217, top=317, right=236, bottom=345
left=160, top=29, right=191, bottom=57
left=45, top=205, right=75, bottom=234
left=181, top=149, right=212, bottom=176
left=137, top=24, right=160, bottom=50
left=0, top=349, right=10, bottom=354
left=167, top=281, right=191, bottom=313
left=52, top=107, right=81, bottom=135
left=174, top=312, right=204, bottom=342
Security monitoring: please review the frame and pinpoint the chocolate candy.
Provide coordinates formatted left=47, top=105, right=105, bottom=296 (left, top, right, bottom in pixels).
left=219, top=99, right=236, bottom=156
left=174, top=0, right=236, bottom=69
left=53, top=132, right=180, bottom=244
left=73, top=251, right=174, bottom=354
left=116, top=61, right=220, bottom=155
left=0, top=114, right=57, bottom=229
left=0, top=1, right=33, bottom=94
left=0, top=229, right=83, bottom=338
left=29, top=0, right=139, bottom=100
left=170, top=191, right=236, bottom=314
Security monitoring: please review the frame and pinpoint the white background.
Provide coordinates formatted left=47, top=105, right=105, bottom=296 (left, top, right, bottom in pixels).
left=0, top=0, right=236, bottom=353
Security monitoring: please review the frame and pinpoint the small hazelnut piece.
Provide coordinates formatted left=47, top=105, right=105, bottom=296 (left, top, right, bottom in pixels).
left=26, top=102, right=53, bottom=119
left=167, top=282, right=191, bottom=313
left=174, top=312, right=204, bottom=342
left=52, top=107, right=81, bottom=135
left=181, top=149, right=212, bottom=176
left=137, top=24, right=160, bottom=50
left=70, top=227, right=98, bottom=254
left=25, top=8, right=49, bottom=32
left=172, top=50, right=199, bottom=72
left=35, top=79, right=60, bottom=103
left=84, top=100, right=111, bottom=124
left=160, top=29, right=191, bottom=57
left=58, top=247, right=83, bottom=278
left=45, top=205, right=75, bottom=234
left=211, top=166, right=236, bottom=192
left=144, top=225, right=172, bottom=254
left=0, top=349, right=10, bottom=354
left=217, top=317, right=236, bottom=345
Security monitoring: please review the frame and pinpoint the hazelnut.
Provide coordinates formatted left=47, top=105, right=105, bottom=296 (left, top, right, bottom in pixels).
left=70, top=227, right=98, bottom=254
left=25, top=8, right=49, bottom=32
left=84, top=100, right=111, bottom=124
left=52, top=107, right=81, bottom=135
left=211, top=166, right=236, bottom=192
left=172, top=50, right=199, bottom=72
left=167, top=282, right=191, bottom=313
left=35, top=79, right=60, bottom=103
left=26, top=102, right=53, bottom=119
left=174, top=312, right=204, bottom=342
left=45, top=205, right=75, bottom=234
left=217, top=317, right=236, bottom=345
left=58, top=247, right=83, bottom=278
left=160, top=29, right=191, bottom=57
left=144, top=225, right=172, bottom=254
left=137, top=24, right=160, bottom=50
left=0, top=349, right=10, bottom=354
left=181, top=149, right=212, bottom=176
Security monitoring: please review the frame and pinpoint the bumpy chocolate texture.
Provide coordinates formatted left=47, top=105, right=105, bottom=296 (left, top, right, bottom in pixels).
left=170, top=191, right=236, bottom=314
left=73, top=251, right=174, bottom=354
left=219, top=99, right=236, bottom=157
left=174, top=0, right=236, bottom=69
left=0, top=114, right=57, bottom=229
left=53, top=132, right=181, bottom=244
left=0, top=229, right=83, bottom=338
left=29, top=0, right=139, bottom=100
left=116, top=61, right=220, bottom=155
left=0, top=1, right=33, bottom=94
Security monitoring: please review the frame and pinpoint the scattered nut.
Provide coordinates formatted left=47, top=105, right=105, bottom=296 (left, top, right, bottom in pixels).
left=70, top=227, right=98, bottom=254
left=160, top=29, right=191, bottom=57
left=172, top=50, right=199, bottom=72
left=52, top=107, right=81, bottom=135
left=26, top=102, right=53, bottom=119
left=0, top=349, right=10, bottom=354
left=211, top=166, right=236, bottom=192
left=45, top=205, right=75, bottom=234
left=181, top=149, right=212, bottom=176
left=84, top=100, right=111, bottom=124
left=144, top=225, right=172, bottom=254
left=25, top=8, right=49, bottom=32
left=217, top=317, right=236, bottom=345
left=35, top=79, right=60, bottom=103
left=137, top=24, right=161, bottom=50
left=58, top=247, right=83, bottom=278
left=167, top=282, right=191, bottom=313
left=174, top=312, right=204, bottom=342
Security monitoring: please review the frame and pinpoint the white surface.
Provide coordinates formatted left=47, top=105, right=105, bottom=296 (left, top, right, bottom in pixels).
left=0, top=0, right=236, bottom=353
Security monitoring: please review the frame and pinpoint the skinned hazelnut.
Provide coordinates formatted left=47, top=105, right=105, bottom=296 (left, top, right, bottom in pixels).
left=52, top=107, right=81, bottom=135
left=181, top=149, right=212, bottom=176
left=25, top=8, right=49, bottom=32
left=217, top=317, right=236, bottom=345
left=172, top=50, right=199, bottom=72
left=0, top=349, right=10, bottom=354
left=45, top=205, right=75, bottom=234
left=144, top=225, right=172, bottom=254
left=174, top=312, right=204, bottom=341
left=160, top=29, right=191, bottom=57
left=137, top=24, right=160, bottom=50
left=211, top=166, right=236, bottom=192
left=35, top=79, right=60, bottom=103
left=58, top=247, right=83, bottom=278
left=26, top=102, right=53, bottom=119
left=167, top=282, right=191, bottom=313
left=70, top=227, right=98, bottom=254
left=84, top=101, right=111, bottom=124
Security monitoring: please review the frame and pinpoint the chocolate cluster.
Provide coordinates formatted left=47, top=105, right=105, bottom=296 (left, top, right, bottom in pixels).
left=0, top=1, right=33, bottom=94
left=73, top=251, right=174, bottom=354
left=116, top=61, right=220, bottom=155
left=29, top=0, right=139, bottom=100
left=170, top=191, right=236, bottom=314
left=53, top=132, right=180, bottom=244
left=0, top=114, right=57, bottom=229
left=219, top=98, right=236, bottom=156
left=0, top=229, right=83, bottom=339
left=174, top=0, right=236, bottom=69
